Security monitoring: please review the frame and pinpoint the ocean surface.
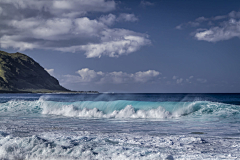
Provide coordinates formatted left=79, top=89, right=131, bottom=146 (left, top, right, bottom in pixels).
left=0, top=93, right=240, bottom=160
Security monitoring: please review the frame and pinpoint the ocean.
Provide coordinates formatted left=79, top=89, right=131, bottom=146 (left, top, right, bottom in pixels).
left=0, top=93, right=239, bottom=160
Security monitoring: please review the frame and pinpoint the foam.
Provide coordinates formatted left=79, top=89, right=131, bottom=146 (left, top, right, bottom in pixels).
left=0, top=132, right=239, bottom=160
left=41, top=104, right=172, bottom=119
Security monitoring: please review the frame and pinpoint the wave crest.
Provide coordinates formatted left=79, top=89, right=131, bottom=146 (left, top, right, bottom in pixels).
left=42, top=104, right=172, bottom=119
left=0, top=99, right=239, bottom=119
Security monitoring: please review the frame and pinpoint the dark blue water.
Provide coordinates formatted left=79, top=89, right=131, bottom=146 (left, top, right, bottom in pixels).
left=1, top=93, right=240, bottom=104
left=0, top=93, right=239, bottom=159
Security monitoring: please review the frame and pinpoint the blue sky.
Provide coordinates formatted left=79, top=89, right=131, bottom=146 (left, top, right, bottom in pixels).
left=0, top=0, right=240, bottom=93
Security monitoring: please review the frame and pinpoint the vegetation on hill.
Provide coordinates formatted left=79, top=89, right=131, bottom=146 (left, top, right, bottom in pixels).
left=0, top=50, right=69, bottom=93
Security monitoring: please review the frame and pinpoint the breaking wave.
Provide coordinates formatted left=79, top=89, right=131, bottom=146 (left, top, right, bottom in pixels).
left=0, top=98, right=239, bottom=119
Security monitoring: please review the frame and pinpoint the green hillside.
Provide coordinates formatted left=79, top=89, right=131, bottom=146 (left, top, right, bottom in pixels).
left=0, top=50, right=69, bottom=93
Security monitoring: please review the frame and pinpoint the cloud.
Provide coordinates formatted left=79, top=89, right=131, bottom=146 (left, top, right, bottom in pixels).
left=134, top=70, right=160, bottom=82
left=188, top=22, right=200, bottom=27
left=212, top=15, right=227, bottom=21
left=62, top=70, right=207, bottom=88
left=99, top=14, right=116, bottom=26
left=172, top=76, right=183, bottom=84
left=76, top=68, right=103, bottom=82
left=62, top=68, right=161, bottom=84
left=0, top=35, right=38, bottom=51
left=82, top=35, right=150, bottom=58
left=0, top=7, right=2, bottom=15
left=140, top=1, right=154, bottom=7
left=0, top=0, right=116, bottom=16
left=195, top=17, right=208, bottom=22
left=175, top=25, right=182, bottom=30
left=186, top=76, right=194, bottom=83
left=228, top=11, right=240, bottom=18
left=45, top=68, right=55, bottom=76
left=197, top=78, right=207, bottom=83
left=172, top=76, right=195, bottom=84
left=177, top=10, right=240, bottom=42
left=0, top=0, right=150, bottom=58
left=32, top=18, right=73, bottom=40
left=176, top=78, right=183, bottom=84
left=195, top=19, right=240, bottom=42
left=176, top=12, right=230, bottom=29
left=172, top=76, right=177, bottom=80
left=99, top=13, right=138, bottom=25
left=56, top=29, right=151, bottom=58
left=117, top=13, right=138, bottom=22
left=74, top=17, right=106, bottom=36
left=176, top=21, right=200, bottom=30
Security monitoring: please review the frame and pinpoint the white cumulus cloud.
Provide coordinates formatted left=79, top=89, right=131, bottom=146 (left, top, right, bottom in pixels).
left=56, top=29, right=150, bottom=58
left=76, top=68, right=103, bottom=82
left=63, top=68, right=161, bottom=84
left=82, top=35, right=150, bottom=58
left=133, top=70, right=160, bottom=82
left=0, top=0, right=150, bottom=58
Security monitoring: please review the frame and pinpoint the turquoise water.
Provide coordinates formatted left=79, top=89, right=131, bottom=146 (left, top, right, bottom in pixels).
left=0, top=93, right=239, bottom=159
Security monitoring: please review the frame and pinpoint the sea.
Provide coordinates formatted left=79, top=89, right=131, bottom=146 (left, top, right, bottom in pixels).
left=0, top=93, right=240, bottom=160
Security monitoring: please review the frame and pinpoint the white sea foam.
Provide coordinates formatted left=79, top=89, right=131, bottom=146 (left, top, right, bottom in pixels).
left=0, top=131, right=239, bottom=160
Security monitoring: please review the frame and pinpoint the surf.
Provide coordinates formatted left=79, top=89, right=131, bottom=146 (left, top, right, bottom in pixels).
left=0, top=98, right=239, bottom=120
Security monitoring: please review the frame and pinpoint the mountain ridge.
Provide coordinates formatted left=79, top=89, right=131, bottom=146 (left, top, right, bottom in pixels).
left=0, top=50, right=70, bottom=93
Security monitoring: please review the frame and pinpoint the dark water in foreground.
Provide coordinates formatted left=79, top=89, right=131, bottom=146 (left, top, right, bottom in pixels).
left=0, top=93, right=240, bottom=159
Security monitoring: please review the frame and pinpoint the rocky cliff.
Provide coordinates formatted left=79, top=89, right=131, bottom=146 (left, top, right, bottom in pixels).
left=0, top=50, right=69, bottom=93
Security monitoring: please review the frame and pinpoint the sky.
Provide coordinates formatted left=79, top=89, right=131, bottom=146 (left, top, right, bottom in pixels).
left=0, top=0, right=240, bottom=93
